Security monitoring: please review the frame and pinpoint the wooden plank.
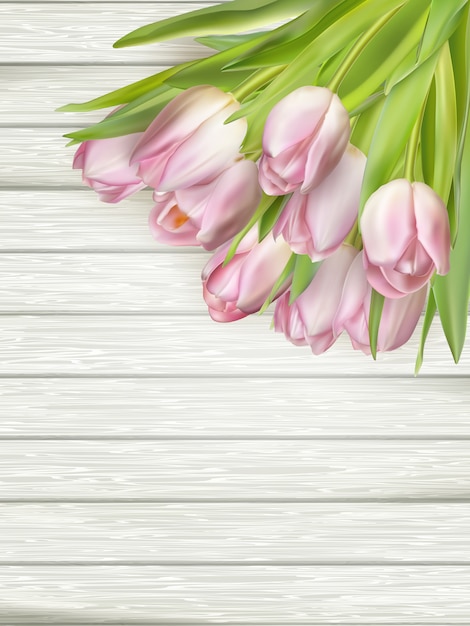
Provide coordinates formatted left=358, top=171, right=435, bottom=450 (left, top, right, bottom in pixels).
left=0, top=440, right=468, bottom=500
left=1, top=377, right=469, bottom=437
left=0, top=3, right=212, bottom=64
left=1, top=66, right=169, bottom=126
left=0, top=253, right=209, bottom=313
left=1, top=502, right=470, bottom=563
left=0, top=190, right=159, bottom=251
left=0, top=565, right=468, bottom=623
left=0, top=315, right=466, bottom=376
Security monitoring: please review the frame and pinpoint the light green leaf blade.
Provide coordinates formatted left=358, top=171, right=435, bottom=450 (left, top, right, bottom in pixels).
left=417, top=0, right=468, bottom=64
left=113, top=0, right=314, bottom=48
left=289, top=255, right=321, bottom=305
left=359, top=50, right=439, bottom=217
left=350, top=93, right=386, bottom=155
left=368, top=288, right=385, bottom=360
left=195, top=32, right=265, bottom=51
left=415, top=289, right=437, bottom=375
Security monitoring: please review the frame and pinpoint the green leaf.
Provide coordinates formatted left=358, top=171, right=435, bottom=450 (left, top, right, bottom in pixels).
left=196, top=32, right=265, bottom=51
left=432, top=42, right=458, bottom=205
left=228, top=0, right=407, bottom=152
left=258, top=195, right=290, bottom=242
left=415, top=288, right=437, bottom=375
left=113, top=0, right=315, bottom=48
left=368, top=289, right=385, bottom=360
left=432, top=7, right=470, bottom=363
left=63, top=89, right=179, bottom=142
left=259, top=253, right=296, bottom=315
left=57, top=63, right=192, bottom=113
left=350, top=94, right=386, bottom=155
left=417, top=0, right=468, bottom=64
left=338, top=0, right=430, bottom=112
left=420, top=77, right=436, bottom=185
left=289, top=255, right=322, bottom=305
left=359, top=50, right=439, bottom=217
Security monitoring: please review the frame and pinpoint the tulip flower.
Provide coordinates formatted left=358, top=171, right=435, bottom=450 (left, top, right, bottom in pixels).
left=149, top=159, right=262, bottom=250
left=258, top=86, right=351, bottom=196
left=73, top=133, right=146, bottom=203
left=273, top=144, right=366, bottom=260
left=361, top=179, right=451, bottom=298
left=274, top=244, right=358, bottom=354
left=130, top=85, right=247, bottom=192
left=334, top=252, right=427, bottom=354
left=202, top=228, right=293, bottom=322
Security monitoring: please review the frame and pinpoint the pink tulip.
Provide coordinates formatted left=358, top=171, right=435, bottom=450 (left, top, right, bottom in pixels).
left=361, top=179, right=451, bottom=298
left=149, top=159, right=262, bottom=250
left=73, top=133, right=146, bottom=203
left=130, top=85, right=247, bottom=192
left=259, top=86, right=351, bottom=196
left=202, top=228, right=293, bottom=322
left=273, top=144, right=366, bottom=260
left=334, top=252, right=427, bottom=354
left=274, top=245, right=358, bottom=354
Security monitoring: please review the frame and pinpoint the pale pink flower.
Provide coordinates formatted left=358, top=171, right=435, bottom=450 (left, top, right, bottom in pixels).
left=361, top=179, right=451, bottom=298
left=130, top=85, right=247, bottom=192
left=273, top=144, right=366, bottom=260
left=149, top=160, right=262, bottom=250
left=334, top=252, right=427, bottom=354
left=202, top=229, right=293, bottom=322
left=274, top=245, right=358, bottom=354
left=73, top=133, right=146, bottom=203
left=259, top=86, right=350, bottom=196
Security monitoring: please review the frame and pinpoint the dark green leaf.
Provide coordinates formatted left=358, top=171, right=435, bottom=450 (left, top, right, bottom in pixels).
left=289, top=255, right=322, bottom=305
left=258, top=195, right=289, bottom=242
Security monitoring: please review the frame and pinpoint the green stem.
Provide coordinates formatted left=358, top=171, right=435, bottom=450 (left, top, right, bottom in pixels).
left=231, top=65, right=286, bottom=102
left=327, top=4, right=403, bottom=93
left=404, top=103, right=426, bottom=180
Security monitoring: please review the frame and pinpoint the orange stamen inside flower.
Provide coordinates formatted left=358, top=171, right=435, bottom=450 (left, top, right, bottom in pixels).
left=168, top=204, right=190, bottom=229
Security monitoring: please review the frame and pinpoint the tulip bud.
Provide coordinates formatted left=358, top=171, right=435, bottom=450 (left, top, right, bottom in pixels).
left=274, top=245, right=358, bottom=354
left=259, top=86, right=351, bottom=196
left=73, top=133, right=146, bottom=203
left=130, top=85, right=247, bottom=192
left=202, top=229, right=293, bottom=322
left=149, top=160, right=262, bottom=250
left=334, top=252, right=427, bottom=354
left=273, top=144, right=366, bottom=260
left=360, top=179, right=451, bottom=298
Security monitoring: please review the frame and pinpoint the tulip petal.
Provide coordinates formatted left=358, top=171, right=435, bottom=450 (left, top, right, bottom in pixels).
left=378, top=286, right=427, bottom=351
left=360, top=178, right=417, bottom=266
left=412, top=181, right=451, bottom=275
left=334, top=251, right=369, bottom=334
left=262, top=86, right=333, bottom=157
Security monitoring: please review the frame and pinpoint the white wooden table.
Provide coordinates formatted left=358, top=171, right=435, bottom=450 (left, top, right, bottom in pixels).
left=1, top=1, right=470, bottom=622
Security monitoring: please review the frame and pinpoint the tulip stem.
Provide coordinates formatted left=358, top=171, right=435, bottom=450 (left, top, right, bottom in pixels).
left=404, top=104, right=425, bottom=181
left=232, top=65, right=286, bottom=103
left=327, top=5, right=403, bottom=94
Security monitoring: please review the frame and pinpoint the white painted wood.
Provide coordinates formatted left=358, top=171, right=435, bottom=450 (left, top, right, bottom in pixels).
left=1, top=66, right=169, bottom=125
left=1, top=377, right=469, bottom=437
left=0, top=3, right=212, bottom=64
left=0, top=190, right=159, bottom=251
left=0, top=565, right=469, bottom=623
left=1, top=502, right=470, bottom=563
left=0, top=253, right=209, bottom=313
left=0, top=440, right=468, bottom=500
left=0, top=315, right=465, bottom=375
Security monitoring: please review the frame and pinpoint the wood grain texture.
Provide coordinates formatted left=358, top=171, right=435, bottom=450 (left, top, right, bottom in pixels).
left=1, top=66, right=169, bottom=125
left=0, top=190, right=159, bottom=251
left=1, top=502, right=470, bottom=563
left=0, top=3, right=212, bottom=64
left=1, top=377, right=469, bottom=437
left=0, top=315, right=465, bottom=376
left=0, top=253, right=209, bottom=313
left=0, top=440, right=468, bottom=500
left=0, top=565, right=469, bottom=623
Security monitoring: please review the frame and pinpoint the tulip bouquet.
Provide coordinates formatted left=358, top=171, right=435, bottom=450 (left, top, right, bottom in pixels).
left=60, top=0, right=470, bottom=371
